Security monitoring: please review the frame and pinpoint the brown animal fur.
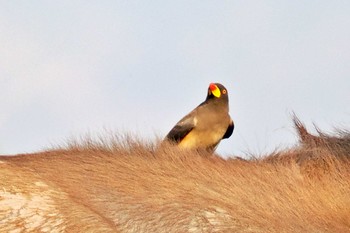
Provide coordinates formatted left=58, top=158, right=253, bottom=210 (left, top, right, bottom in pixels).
left=1, top=119, right=350, bottom=232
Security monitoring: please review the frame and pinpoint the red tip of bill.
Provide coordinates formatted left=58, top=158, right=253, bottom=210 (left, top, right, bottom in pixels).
left=209, top=83, right=217, bottom=91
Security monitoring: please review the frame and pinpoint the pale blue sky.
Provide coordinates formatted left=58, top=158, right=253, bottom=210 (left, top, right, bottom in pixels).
left=1, top=1, right=349, bottom=157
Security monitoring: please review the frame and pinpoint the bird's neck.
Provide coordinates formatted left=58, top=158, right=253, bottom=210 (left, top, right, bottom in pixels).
left=205, top=98, right=229, bottom=112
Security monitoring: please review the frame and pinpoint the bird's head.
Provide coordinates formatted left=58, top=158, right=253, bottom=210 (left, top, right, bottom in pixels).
left=206, top=83, right=229, bottom=102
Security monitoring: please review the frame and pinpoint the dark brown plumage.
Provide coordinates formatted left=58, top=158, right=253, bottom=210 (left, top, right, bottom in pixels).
left=165, top=83, right=234, bottom=151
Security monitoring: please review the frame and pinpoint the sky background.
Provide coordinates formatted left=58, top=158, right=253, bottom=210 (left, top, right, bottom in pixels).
left=1, top=1, right=349, bottom=157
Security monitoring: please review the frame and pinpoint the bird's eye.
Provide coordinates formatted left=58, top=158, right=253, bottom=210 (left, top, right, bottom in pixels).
left=222, top=89, right=227, bottom=94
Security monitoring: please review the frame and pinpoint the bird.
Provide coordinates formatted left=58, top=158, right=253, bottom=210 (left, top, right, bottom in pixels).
left=164, top=82, right=234, bottom=152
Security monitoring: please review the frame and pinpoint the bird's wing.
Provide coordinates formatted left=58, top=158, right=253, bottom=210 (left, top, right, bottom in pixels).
left=222, top=118, right=234, bottom=139
left=166, top=114, right=197, bottom=143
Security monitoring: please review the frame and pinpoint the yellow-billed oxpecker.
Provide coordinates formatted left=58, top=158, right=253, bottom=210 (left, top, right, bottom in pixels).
left=165, top=83, right=234, bottom=152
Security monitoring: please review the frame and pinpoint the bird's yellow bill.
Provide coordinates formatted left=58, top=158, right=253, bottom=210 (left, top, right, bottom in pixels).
left=210, top=84, right=221, bottom=98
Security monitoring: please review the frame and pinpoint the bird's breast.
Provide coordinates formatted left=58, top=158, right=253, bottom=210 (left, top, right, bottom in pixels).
left=178, top=120, right=229, bottom=150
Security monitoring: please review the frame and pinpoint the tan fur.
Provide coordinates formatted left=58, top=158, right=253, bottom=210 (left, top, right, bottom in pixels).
left=1, top=120, right=350, bottom=232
